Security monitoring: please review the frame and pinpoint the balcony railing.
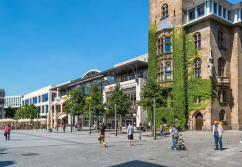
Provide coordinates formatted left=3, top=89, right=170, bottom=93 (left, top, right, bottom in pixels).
left=217, top=76, right=230, bottom=85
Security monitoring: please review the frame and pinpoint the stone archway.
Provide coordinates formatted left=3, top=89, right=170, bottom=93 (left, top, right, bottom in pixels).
left=195, top=113, right=203, bottom=131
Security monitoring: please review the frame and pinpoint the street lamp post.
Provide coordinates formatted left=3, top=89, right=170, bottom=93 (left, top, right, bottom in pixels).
left=153, top=99, right=156, bottom=140
left=71, top=110, right=73, bottom=133
left=89, top=104, right=91, bottom=134
left=115, top=104, right=117, bottom=136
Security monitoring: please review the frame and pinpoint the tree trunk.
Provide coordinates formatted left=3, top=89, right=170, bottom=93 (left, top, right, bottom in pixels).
left=118, top=115, right=122, bottom=134
left=96, top=116, right=98, bottom=131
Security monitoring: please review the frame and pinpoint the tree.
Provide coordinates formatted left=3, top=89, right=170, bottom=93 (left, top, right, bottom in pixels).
left=137, top=79, right=166, bottom=127
left=106, top=84, right=131, bottom=131
left=86, top=83, right=105, bottom=129
left=89, top=83, right=104, bottom=115
left=15, top=107, right=25, bottom=119
left=15, top=104, right=38, bottom=119
left=5, top=106, right=16, bottom=118
left=63, top=88, right=85, bottom=116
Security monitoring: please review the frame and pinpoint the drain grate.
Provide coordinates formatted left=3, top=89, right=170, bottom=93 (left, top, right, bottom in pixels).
left=22, top=153, right=39, bottom=156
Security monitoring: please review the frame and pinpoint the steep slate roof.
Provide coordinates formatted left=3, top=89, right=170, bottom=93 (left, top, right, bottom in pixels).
left=157, top=17, right=173, bottom=32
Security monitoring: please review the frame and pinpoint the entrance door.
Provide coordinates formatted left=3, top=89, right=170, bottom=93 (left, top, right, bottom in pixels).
left=195, top=113, right=203, bottom=131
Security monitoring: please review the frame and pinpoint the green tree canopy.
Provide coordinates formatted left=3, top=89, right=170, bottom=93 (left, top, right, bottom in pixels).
left=5, top=106, right=16, bottom=118
left=15, top=104, right=38, bottom=119
left=106, top=84, right=131, bottom=116
left=137, top=79, right=166, bottom=123
left=89, top=83, right=104, bottom=116
left=63, top=88, right=85, bottom=116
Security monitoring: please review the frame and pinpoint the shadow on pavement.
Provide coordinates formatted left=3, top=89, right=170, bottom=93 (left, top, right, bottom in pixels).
left=110, top=160, right=168, bottom=167
left=0, top=161, right=15, bottom=167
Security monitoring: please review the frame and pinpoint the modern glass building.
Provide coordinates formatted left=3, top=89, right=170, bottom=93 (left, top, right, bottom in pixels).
left=51, top=54, right=148, bottom=127
left=4, top=95, right=23, bottom=109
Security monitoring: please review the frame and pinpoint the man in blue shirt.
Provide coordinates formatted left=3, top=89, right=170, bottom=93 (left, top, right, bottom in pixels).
left=127, top=122, right=134, bottom=146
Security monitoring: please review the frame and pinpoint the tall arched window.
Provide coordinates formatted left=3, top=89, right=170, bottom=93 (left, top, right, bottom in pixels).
left=165, top=37, right=171, bottom=52
left=194, top=58, right=202, bottom=78
left=157, top=38, right=163, bottom=54
left=218, top=57, right=226, bottom=76
left=193, top=33, right=201, bottom=49
left=218, top=29, right=224, bottom=49
left=162, top=4, right=168, bottom=18
left=158, top=63, right=164, bottom=81
left=219, top=110, right=225, bottom=121
left=166, top=63, right=172, bottom=81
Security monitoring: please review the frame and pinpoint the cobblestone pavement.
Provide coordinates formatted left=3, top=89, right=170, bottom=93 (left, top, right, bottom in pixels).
left=0, top=128, right=242, bottom=167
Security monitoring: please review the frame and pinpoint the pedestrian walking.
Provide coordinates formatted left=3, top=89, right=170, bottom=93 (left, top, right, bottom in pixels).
left=138, top=130, right=142, bottom=140
left=160, top=123, right=164, bottom=137
left=127, top=122, right=134, bottom=146
left=213, top=121, right=223, bottom=151
left=170, top=125, right=179, bottom=150
left=4, top=124, right=10, bottom=140
left=99, top=125, right=106, bottom=147
left=63, top=124, right=66, bottom=133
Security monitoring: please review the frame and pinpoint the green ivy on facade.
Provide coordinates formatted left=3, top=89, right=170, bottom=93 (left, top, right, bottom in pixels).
left=147, top=25, right=216, bottom=129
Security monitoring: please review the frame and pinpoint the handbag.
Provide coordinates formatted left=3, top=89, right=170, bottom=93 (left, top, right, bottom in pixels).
left=4, top=132, right=6, bottom=136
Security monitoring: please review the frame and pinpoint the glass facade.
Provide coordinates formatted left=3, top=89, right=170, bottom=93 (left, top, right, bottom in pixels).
left=46, top=105, right=48, bottom=113
left=33, top=97, right=38, bottom=104
left=42, top=94, right=48, bottom=102
left=4, top=96, right=22, bottom=107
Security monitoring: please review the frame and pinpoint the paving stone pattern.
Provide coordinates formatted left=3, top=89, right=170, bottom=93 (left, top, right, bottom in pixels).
left=0, top=128, right=242, bottom=167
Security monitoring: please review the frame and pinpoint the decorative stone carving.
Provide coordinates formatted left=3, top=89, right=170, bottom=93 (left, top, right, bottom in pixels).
left=207, top=51, right=214, bottom=77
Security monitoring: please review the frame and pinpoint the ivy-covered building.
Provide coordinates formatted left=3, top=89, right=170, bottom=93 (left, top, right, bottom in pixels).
left=149, top=0, right=242, bottom=130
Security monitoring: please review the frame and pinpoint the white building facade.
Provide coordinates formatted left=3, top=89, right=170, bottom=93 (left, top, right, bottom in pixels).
left=22, top=86, right=57, bottom=118
left=4, top=95, right=22, bottom=109
left=103, top=54, right=148, bottom=128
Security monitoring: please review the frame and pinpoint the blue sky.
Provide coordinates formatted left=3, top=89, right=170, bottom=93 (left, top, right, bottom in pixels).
left=0, top=0, right=240, bottom=96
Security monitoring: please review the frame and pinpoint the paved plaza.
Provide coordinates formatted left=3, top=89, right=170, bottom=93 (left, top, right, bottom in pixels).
left=0, top=128, right=242, bottom=167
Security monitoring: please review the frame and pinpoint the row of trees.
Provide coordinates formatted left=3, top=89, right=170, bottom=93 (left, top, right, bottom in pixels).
left=63, top=83, right=131, bottom=127
left=14, top=104, right=39, bottom=119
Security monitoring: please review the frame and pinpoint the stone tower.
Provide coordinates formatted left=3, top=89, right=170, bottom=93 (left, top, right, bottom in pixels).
left=149, top=0, right=242, bottom=130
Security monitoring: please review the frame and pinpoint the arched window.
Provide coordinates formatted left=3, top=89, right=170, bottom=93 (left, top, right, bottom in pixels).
left=218, top=57, right=226, bottom=76
left=165, top=63, right=172, bottom=81
left=165, top=37, right=171, bottom=52
left=218, top=29, right=224, bottom=49
left=158, top=63, right=164, bottom=81
left=219, top=110, right=225, bottom=121
left=157, top=38, right=163, bottom=54
left=194, top=58, right=202, bottom=78
left=193, top=33, right=201, bottom=49
left=162, top=4, right=168, bottom=18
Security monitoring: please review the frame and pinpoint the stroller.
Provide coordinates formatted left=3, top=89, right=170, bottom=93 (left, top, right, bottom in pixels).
left=171, top=134, right=187, bottom=151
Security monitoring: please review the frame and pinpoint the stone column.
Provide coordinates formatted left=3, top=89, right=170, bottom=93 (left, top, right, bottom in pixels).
left=54, top=105, right=57, bottom=130
left=47, top=111, right=50, bottom=131
left=50, top=109, right=53, bottom=130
